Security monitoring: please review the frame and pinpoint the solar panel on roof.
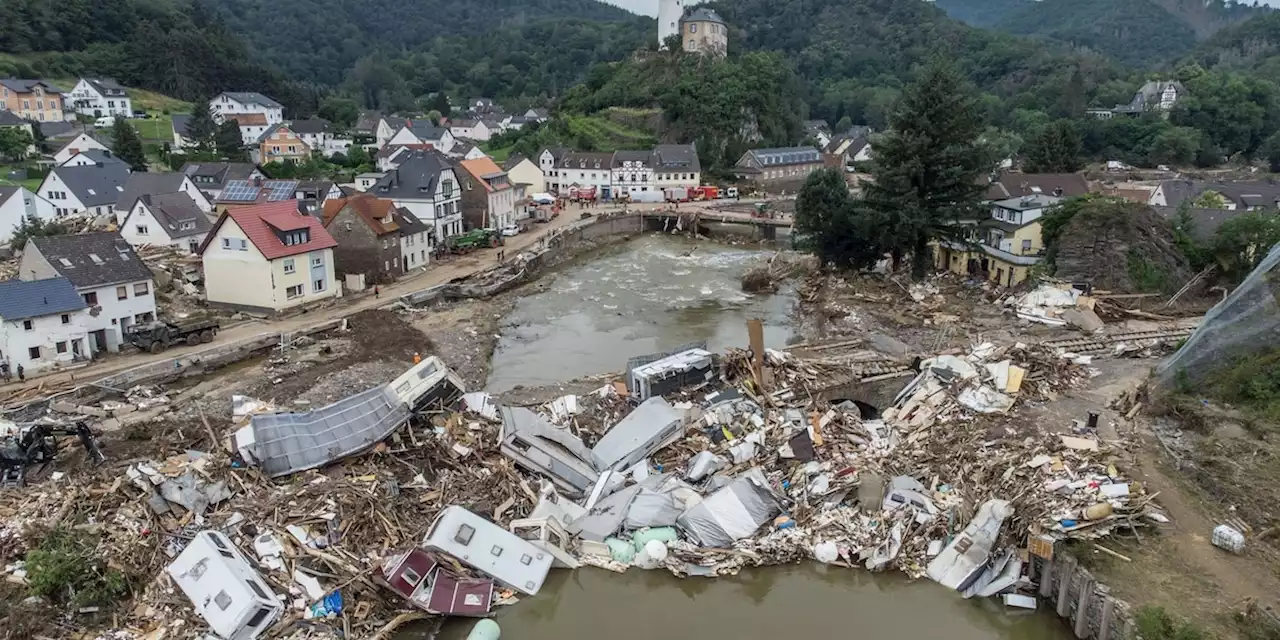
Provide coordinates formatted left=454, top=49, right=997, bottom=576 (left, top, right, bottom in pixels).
left=263, top=180, right=296, bottom=201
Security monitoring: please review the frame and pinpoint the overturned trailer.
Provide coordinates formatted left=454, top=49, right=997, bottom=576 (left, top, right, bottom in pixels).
left=236, top=357, right=464, bottom=477
left=499, top=406, right=599, bottom=497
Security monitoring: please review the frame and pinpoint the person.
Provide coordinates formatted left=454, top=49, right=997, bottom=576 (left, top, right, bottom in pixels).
left=412, top=352, right=422, bottom=364
left=374, top=285, right=380, bottom=299
left=1, top=363, right=9, bottom=382
left=16, top=364, right=24, bottom=382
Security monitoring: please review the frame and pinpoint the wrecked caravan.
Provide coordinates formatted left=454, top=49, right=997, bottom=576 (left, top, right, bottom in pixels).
left=499, top=407, right=599, bottom=497
left=422, top=506, right=554, bottom=596
left=676, top=468, right=781, bottom=547
left=237, top=357, right=464, bottom=477
left=591, top=397, right=685, bottom=472
left=167, top=531, right=283, bottom=640
left=379, top=548, right=495, bottom=617
left=926, top=499, right=1014, bottom=591
left=627, top=348, right=715, bottom=402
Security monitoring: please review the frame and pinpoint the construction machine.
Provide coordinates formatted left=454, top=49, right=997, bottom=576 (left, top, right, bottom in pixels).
left=0, top=420, right=105, bottom=487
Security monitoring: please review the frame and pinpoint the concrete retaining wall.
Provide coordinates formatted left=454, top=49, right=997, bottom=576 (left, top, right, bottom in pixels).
left=1035, top=554, right=1134, bottom=640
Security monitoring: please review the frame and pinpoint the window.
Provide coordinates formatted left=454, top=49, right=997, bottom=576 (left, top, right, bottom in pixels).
left=83, top=291, right=98, bottom=305
left=134, top=282, right=149, bottom=296
left=245, top=608, right=271, bottom=629
left=690, top=23, right=697, bottom=33
left=222, top=238, right=231, bottom=249
left=286, top=284, right=304, bottom=299
left=402, top=567, right=423, bottom=586
left=60, top=314, right=70, bottom=324
left=1022, top=239, right=1033, bottom=252
left=238, top=239, right=248, bottom=250
left=117, top=286, right=128, bottom=300
left=520, top=553, right=533, bottom=566
left=28, top=346, right=40, bottom=359
left=490, top=545, right=504, bottom=557
left=455, top=524, right=476, bottom=545
left=56, top=341, right=67, bottom=354
left=313, top=278, right=325, bottom=293
left=283, top=258, right=295, bottom=274
left=136, top=225, right=148, bottom=235
left=22, top=320, right=33, bottom=331
left=310, top=255, right=323, bottom=268
left=246, top=580, right=269, bottom=600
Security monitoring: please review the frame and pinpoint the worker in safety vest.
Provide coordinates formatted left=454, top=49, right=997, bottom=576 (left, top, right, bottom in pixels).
left=413, top=352, right=422, bottom=364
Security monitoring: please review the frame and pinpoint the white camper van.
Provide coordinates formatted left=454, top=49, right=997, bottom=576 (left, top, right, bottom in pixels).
left=167, top=530, right=284, bottom=640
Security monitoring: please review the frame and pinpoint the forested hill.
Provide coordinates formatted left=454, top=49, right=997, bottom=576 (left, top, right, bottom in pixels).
left=993, top=0, right=1200, bottom=67
left=1188, top=12, right=1280, bottom=84
left=932, top=0, right=1031, bottom=27
left=203, top=0, right=645, bottom=83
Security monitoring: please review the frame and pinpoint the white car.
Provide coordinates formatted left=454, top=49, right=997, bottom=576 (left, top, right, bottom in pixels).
left=501, top=225, right=521, bottom=237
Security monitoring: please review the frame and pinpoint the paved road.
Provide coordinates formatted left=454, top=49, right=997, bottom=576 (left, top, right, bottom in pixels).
left=0, top=210, right=586, bottom=402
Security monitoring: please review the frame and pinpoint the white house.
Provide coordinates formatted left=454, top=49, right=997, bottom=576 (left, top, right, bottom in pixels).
left=0, top=278, right=92, bottom=375
left=199, top=200, right=340, bottom=314
left=226, top=113, right=271, bottom=146
left=448, top=118, right=492, bottom=142
left=210, top=92, right=284, bottom=126
left=113, top=172, right=213, bottom=224
left=59, top=149, right=126, bottom=168
left=375, top=116, right=404, bottom=148
left=387, top=122, right=455, bottom=154
left=288, top=119, right=354, bottom=156
left=544, top=150, right=613, bottom=196
left=118, top=193, right=213, bottom=254
left=610, top=150, right=655, bottom=198
left=67, top=78, right=132, bottom=119
left=355, top=172, right=385, bottom=192
left=0, top=186, right=56, bottom=247
left=502, top=154, right=545, bottom=195
left=38, top=162, right=131, bottom=218
left=650, top=144, right=701, bottom=191
left=20, top=232, right=156, bottom=354
left=369, top=150, right=464, bottom=242
left=52, top=133, right=110, bottom=166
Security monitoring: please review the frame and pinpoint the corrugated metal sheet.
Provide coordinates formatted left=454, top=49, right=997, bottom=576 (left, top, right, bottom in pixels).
left=249, top=384, right=409, bottom=477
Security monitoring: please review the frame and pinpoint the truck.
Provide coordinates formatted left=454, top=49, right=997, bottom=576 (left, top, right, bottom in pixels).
left=446, top=228, right=502, bottom=253
left=692, top=185, right=719, bottom=200
left=664, top=187, right=689, bottom=202
left=125, top=319, right=219, bottom=354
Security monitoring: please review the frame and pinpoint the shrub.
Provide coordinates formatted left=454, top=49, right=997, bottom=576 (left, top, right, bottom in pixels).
left=25, top=528, right=130, bottom=608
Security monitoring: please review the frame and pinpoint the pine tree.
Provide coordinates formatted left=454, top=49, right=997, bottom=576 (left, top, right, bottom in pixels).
left=1023, top=120, right=1082, bottom=173
left=214, top=120, right=246, bottom=161
left=860, top=58, right=990, bottom=278
left=187, top=100, right=218, bottom=148
left=112, top=117, right=148, bottom=172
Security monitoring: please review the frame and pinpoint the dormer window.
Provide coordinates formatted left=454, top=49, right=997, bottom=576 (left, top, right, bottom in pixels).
left=281, top=229, right=310, bottom=246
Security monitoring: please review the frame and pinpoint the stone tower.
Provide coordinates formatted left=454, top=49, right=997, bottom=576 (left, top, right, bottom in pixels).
left=658, top=0, right=684, bottom=48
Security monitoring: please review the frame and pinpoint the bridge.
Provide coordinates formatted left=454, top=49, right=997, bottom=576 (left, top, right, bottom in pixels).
left=641, top=204, right=794, bottom=239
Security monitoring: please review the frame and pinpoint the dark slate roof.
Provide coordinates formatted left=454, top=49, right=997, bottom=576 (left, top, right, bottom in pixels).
left=370, top=150, right=454, bottom=200
left=742, top=147, right=822, bottom=167
left=393, top=208, right=431, bottom=235
left=0, top=79, right=63, bottom=94
left=558, top=152, right=612, bottom=169
left=612, top=150, right=650, bottom=168
left=0, top=277, right=86, bottom=321
left=1152, top=206, right=1248, bottom=242
left=683, top=7, right=726, bottom=24
left=171, top=114, right=193, bottom=138
left=406, top=121, right=448, bottom=141
left=180, top=162, right=259, bottom=190
left=288, top=119, right=331, bottom=135
left=651, top=144, right=700, bottom=172
left=137, top=193, right=211, bottom=240
left=38, top=121, right=78, bottom=139
left=85, top=77, right=127, bottom=97
left=52, top=163, right=131, bottom=207
left=354, top=111, right=382, bottom=134
left=220, top=91, right=283, bottom=109
left=68, top=149, right=125, bottom=167
left=984, top=172, right=1091, bottom=201
left=0, top=111, right=29, bottom=126
left=116, top=172, right=191, bottom=211
left=502, top=153, right=529, bottom=170
left=29, top=232, right=153, bottom=288
left=1158, top=179, right=1280, bottom=210
left=0, top=185, right=18, bottom=203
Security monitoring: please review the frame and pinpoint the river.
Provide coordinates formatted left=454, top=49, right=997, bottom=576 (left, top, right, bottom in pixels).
left=454, top=235, right=1072, bottom=640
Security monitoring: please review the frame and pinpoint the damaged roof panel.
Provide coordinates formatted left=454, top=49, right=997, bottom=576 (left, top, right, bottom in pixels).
left=499, top=406, right=599, bottom=496
left=591, top=397, right=685, bottom=472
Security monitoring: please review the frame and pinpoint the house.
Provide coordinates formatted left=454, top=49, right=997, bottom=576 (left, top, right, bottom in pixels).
left=295, top=179, right=342, bottom=216
left=114, top=172, right=214, bottom=224
left=256, top=123, right=312, bottom=163
left=37, top=120, right=79, bottom=143
left=523, top=108, right=550, bottom=123
left=180, top=162, right=266, bottom=200
left=211, top=92, right=284, bottom=127
left=375, top=116, right=405, bottom=148
left=500, top=115, right=532, bottom=133
left=376, top=144, right=434, bottom=172
left=59, top=149, right=125, bottom=168
left=213, top=178, right=301, bottom=211
left=368, top=149, right=464, bottom=242
left=0, top=110, right=36, bottom=155
left=446, top=140, right=487, bottom=161
left=610, top=150, right=655, bottom=198
left=321, top=194, right=432, bottom=283
left=199, top=200, right=339, bottom=313
left=170, top=115, right=198, bottom=149
left=356, top=172, right=386, bottom=192
left=1148, top=179, right=1280, bottom=211
left=20, top=232, right=156, bottom=354
left=1152, top=206, right=1249, bottom=241
left=448, top=118, right=491, bottom=142
left=290, top=118, right=351, bottom=156
left=467, top=98, right=500, bottom=114
left=0, top=278, right=91, bottom=374
left=681, top=7, right=729, bottom=56
left=825, top=133, right=873, bottom=169
left=503, top=154, right=545, bottom=196
left=0, top=186, right=56, bottom=246
left=803, top=120, right=831, bottom=149
left=226, top=113, right=271, bottom=146
left=387, top=122, right=455, bottom=154
left=733, top=147, right=824, bottom=186
left=67, top=78, right=132, bottom=119
left=935, top=194, right=1063, bottom=287
left=1088, top=80, right=1186, bottom=119
left=0, top=79, right=67, bottom=122
left=353, top=111, right=382, bottom=139
left=52, top=133, right=111, bottom=166
left=651, top=144, right=701, bottom=191
left=38, top=162, right=131, bottom=218
left=537, top=147, right=569, bottom=188
left=458, top=157, right=518, bottom=231
left=546, top=151, right=613, bottom=196
left=983, top=172, right=1091, bottom=202
left=118, top=193, right=212, bottom=254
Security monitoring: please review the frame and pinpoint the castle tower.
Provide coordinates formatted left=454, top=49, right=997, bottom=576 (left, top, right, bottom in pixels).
left=658, top=0, right=684, bottom=48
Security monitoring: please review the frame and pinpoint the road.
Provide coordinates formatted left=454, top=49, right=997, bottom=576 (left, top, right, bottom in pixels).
left=0, top=210, right=586, bottom=402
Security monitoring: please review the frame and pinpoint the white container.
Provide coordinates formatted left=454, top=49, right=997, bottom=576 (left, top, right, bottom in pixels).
left=1212, top=524, right=1245, bottom=554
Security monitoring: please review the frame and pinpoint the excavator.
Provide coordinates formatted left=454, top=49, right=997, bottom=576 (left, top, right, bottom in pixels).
left=0, top=420, right=105, bottom=487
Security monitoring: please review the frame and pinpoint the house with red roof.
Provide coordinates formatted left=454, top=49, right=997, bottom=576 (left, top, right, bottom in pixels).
left=198, top=200, right=340, bottom=313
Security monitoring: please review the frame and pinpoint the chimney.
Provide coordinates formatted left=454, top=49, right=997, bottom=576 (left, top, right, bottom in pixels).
left=253, top=176, right=263, bottom=187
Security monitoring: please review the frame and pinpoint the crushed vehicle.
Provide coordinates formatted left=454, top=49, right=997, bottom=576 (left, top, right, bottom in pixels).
left=167, top=530, right=284, bottom=640
left=499, top=406, right=598, bottom=497
left=380, top=548, right=496, bottom=617
left=626, top=346, right=715, bottom=402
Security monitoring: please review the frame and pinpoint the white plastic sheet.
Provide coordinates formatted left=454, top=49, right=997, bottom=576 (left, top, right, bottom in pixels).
left=676, top=469, right=781, bottom=547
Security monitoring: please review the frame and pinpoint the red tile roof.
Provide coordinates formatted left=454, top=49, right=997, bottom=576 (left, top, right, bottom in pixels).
left=321, top=194, right=400, bottom=235
left=204, top=200, right=337, bottom=260
left=226, top=113, right=269, bottom=126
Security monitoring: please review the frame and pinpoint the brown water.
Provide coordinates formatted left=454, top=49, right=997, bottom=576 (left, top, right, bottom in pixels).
left=433, top=565, right=1072, bottom=640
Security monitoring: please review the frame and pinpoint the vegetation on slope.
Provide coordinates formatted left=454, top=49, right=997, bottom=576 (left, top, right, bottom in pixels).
left=995, top=0, right=1199, bottom=67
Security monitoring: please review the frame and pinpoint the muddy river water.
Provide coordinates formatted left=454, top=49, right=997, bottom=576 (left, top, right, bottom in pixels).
left=442, top=236, right=1072, bottom=640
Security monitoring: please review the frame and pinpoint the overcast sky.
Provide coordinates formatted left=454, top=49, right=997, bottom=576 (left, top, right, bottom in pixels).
left=599, top=0, right=1280, bottom=18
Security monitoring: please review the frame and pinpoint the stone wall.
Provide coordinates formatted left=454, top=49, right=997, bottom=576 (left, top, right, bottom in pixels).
left=1035, top=554, right=1134, bottom=640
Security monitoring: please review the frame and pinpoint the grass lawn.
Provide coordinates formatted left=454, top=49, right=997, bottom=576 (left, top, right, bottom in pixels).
left=133, top=115, right=174, bottom=144
left=129, top=88, right=192, bottom=114
left=0, top=176, right=44, bottom=191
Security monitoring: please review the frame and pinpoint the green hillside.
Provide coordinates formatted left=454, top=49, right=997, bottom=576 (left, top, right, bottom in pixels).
left=995, top=0, right=1198, bottom=67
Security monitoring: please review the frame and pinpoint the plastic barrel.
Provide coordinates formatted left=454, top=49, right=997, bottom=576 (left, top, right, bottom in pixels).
left=467, top=619, right=501, bottom=640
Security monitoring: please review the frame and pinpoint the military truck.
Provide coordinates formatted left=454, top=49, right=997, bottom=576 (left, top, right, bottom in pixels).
left=446, top=228, right=503, bottom=254
left=125, top=319, right=220, bottom=354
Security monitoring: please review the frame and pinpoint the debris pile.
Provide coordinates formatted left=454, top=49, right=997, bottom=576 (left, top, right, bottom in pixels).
left=0, top=338, right=1165, bottom=639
